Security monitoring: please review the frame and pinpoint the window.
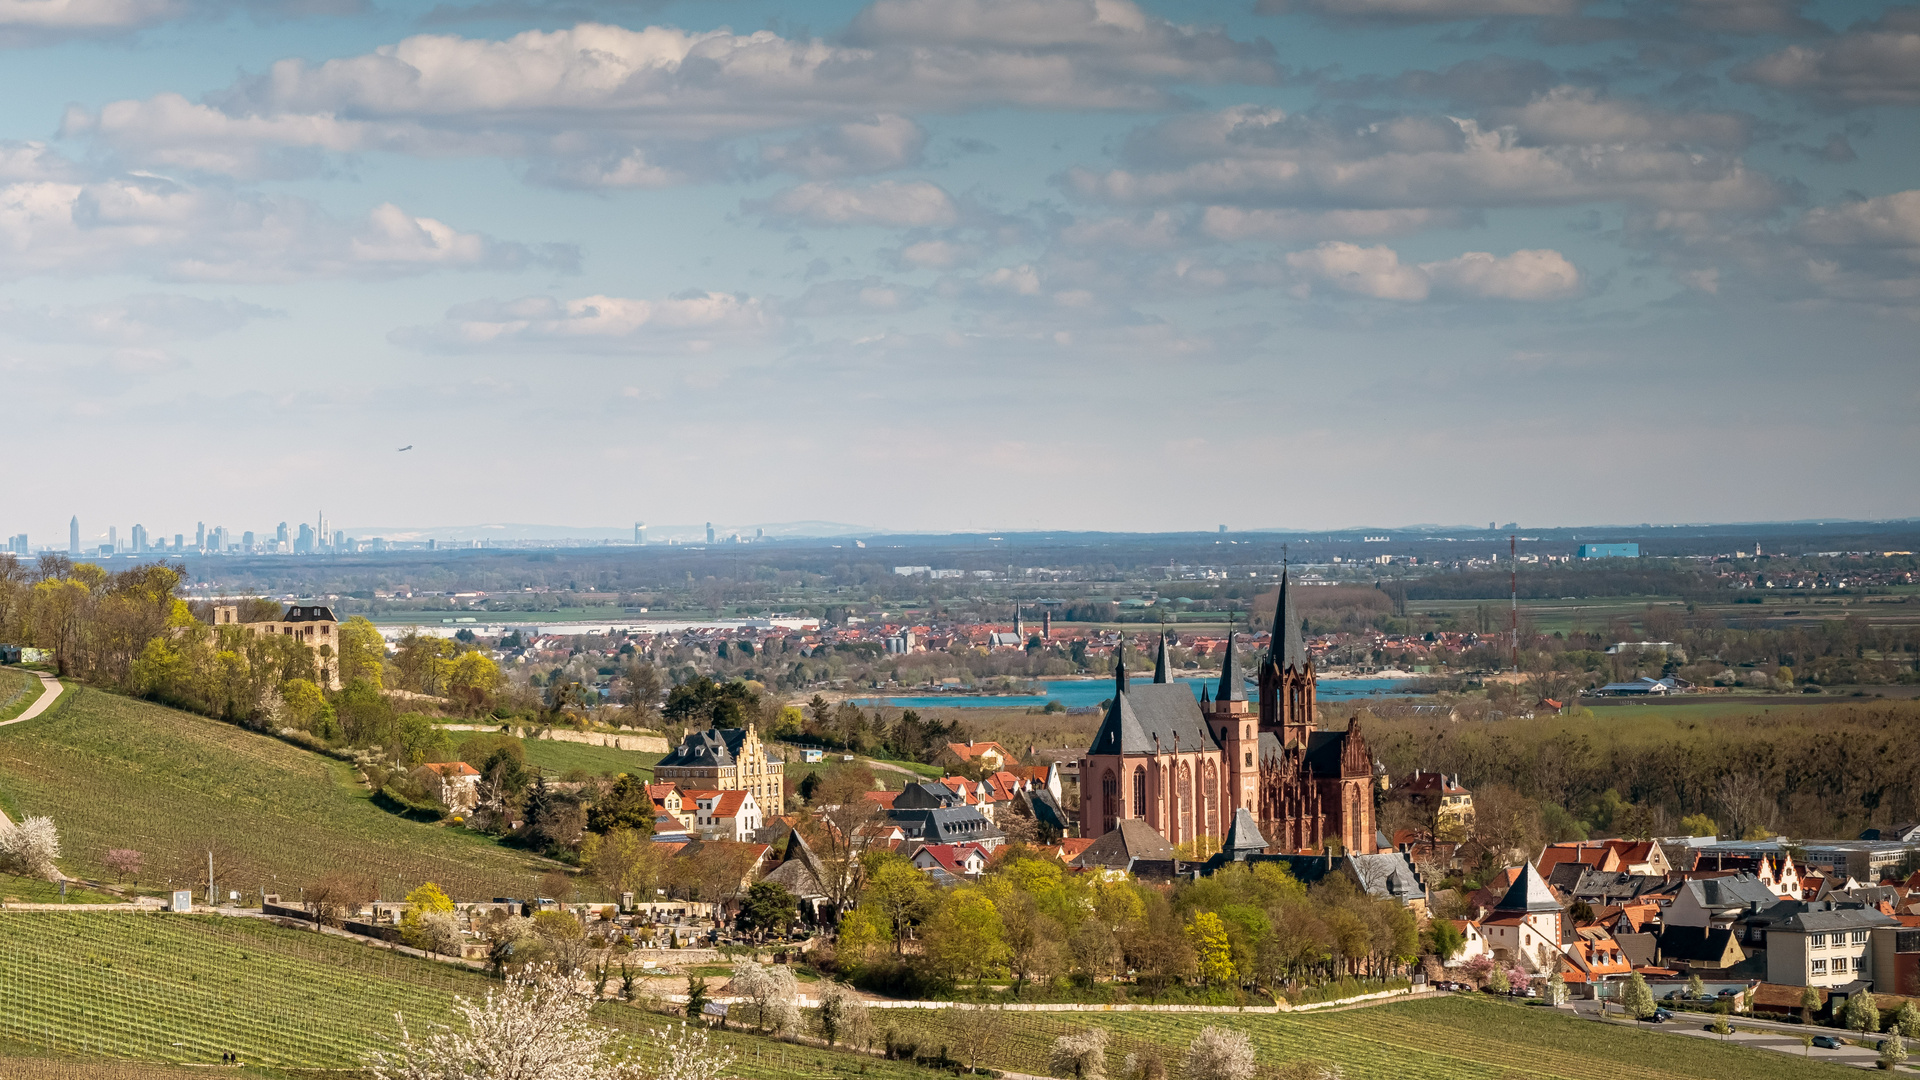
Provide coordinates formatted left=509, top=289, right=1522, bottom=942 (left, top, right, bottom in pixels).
left=1832, top=957, right=1848, bottom=974
left=1811, top=959, right=1827, bottom=974
left=1851, top=930, right=1868, bottom=945
left=1810, top=933, right=1827, bottom=948
left=1245, top=752, right=1253, bottom=767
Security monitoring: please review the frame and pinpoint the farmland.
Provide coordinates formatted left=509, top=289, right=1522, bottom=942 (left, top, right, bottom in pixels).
left=516, top=737, right=662, bottom=779
left=0, top=688, right=560, bottom=900
left=871, top=997, right=1856, bottom=1080
left=0, top=911, right=930, bottom=1080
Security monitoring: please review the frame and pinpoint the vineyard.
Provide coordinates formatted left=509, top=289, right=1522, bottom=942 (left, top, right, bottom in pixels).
left=0, top=688, right=561, bottom=900
left=0, top=911, right=933, bottom=1080
left=870, top=997, right=1857, bottom=1080
left=0, top=667, right=43, bottom=724
left=516, top=736, right=663, bottom=779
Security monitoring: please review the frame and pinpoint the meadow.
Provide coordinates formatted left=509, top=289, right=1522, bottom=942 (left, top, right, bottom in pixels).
left=0, top=688, right=562, bottom=900
left=872, top=996, right=1855, bottom=1080
left=515, top=737, right=662, bottom=779
left=0, top=666, right=44, bottom=723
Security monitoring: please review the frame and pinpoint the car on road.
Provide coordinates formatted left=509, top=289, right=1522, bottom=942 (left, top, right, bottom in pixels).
left=1649, top=1009, right=1673, bottom=1023
left=1811, top=1035, right=1843, bottom=1050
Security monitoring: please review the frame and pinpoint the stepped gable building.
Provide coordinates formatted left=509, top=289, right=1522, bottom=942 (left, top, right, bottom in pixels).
left=654, top=725, right=785, bottom=814
left=1077, top=571, right=1376, bottom=854
left=213, top=603, right=341, bottom=689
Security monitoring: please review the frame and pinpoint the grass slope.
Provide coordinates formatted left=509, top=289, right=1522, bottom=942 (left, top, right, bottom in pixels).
left=0, top=688, right=557, bottom=900
left=0, top=667, right=45, bottom=723
left=516, top=737, right=662, bottom=779
left=0, top=911, right=925, bottom=1080
left=874, top=996, right=1857, bottom=1080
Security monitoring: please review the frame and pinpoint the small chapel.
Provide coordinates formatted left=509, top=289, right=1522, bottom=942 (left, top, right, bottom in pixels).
left=1076, top=572, right=1377, bottom=855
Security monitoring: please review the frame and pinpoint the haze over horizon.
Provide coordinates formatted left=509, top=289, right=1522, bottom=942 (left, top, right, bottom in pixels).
left=3, top=0, right=1917, bottom=538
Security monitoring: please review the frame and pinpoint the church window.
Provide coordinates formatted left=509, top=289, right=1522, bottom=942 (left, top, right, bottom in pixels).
left=1245, top=752, right=1252, bottom=766
left=1132, top=767, right=1147, bottom=819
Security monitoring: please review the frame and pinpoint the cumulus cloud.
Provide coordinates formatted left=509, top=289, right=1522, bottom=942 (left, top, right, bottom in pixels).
left=0, top=294, right=273, bottom=342
left=1796, top=190, right=1920, bottom=249
left=1200, top=206, right=1467, bottom=242
left=1320, top=56, right=1562, bottom=107
left=73, top=10, right=1275, bottom=183
left=1067, top=105, right=1782, bottom=214
left=1487, top=87, right=1752, bottom=151
left=0, top=0, right=181, bottom=43
left=0, top=173, right=573, bottom=281
left=1735, top=8, right=1920, bottom=106
left=788, top=277, right=924, bottom=316
left=887, top=238, right=978, bottom=269
left=1284, top=241, right=1580, bottom=300
left=1258, top=0, right=1581, bottom=20
left=393, top=291, right=779, bottom=352
left=759, top=115, right=926, bottom=179
left=753, top=180, right=958, bottom=228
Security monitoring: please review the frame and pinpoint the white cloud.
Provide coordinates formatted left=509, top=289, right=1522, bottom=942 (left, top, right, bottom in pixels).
left=1200, top=206, right=1465, bottom=242
left=760, top=115, right=926, bottom=179
left=0, top=0, right=181, bottom=39
left=979, top=264, right=1044, bottom=295
left=1736, top=10, right=1920, bottom=106
left=1068, top=106, right=1781, bottom=214
left=1796, top=190, right=1920, bottom=249
left=0, top=294, right=272, bottom=343
left=394, top=291, right=779, bottom=352
left=888, top=239, right=976, bottom=268
left=1284, top=241, right=1580, bottom=300
left=0, top=174, right=572, bottom=281
left=755, top=180, right=958, bottom=228
left=1258, top=0, right=1581, bottom=20
left=1488, top=86, right=1751, bottom=150
left=1058, top=210, right=1184, bottom=249
left=74, top=12, right=1275, bottom=183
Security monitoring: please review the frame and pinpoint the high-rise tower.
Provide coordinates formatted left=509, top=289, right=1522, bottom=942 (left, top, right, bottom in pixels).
left=69, top=516, right=79, bottom=555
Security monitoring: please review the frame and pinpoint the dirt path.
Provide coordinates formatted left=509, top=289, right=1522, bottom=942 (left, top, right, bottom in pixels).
left=0, top=672, right=63, bottom=729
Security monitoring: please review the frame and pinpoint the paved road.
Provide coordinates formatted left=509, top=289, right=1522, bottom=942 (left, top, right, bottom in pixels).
left=1565, top=997, right=1905, bottom=1071
left=0, top=671, right=63, bottom=728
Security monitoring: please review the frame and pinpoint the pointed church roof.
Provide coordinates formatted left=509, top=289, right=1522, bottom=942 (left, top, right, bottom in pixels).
left=1269, top=570, right=1308, bottom=672
left=1224, top=808, right=1267, bottom=856
left=1086, top=688, right=1151, bottom=756
left=1217, top=631, right=1247, bottom=702
left=1494, top=861, right=1563, bottom=915
left=1115, top=640, right=1129, bottom=693
left=1198, top=683, right=1210, bottom=707
left=1153, top=632, right=1171, bottom=684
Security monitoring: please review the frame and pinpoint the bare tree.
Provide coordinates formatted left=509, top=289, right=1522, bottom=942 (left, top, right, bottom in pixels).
left=307, top=872, right=378, bottom=928
left=1716, top=771, right=1778, bottom=840
left=946, top=1007, right=1007, bottom=1074
left=803, top=762, right=885, bottom=913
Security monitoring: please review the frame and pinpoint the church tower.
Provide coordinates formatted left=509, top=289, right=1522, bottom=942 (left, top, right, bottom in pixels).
left=1258, top=570, right=1316, bottom=747
left=1152, top=630, right=1171, bottom=683
left=1208, top=630, right=1258, bottom=815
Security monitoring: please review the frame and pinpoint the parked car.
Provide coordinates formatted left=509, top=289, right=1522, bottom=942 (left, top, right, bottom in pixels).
left=1651, top=1009, right=1674, bottom=1023
left=1811, top=1035, right=1843, bottom=1050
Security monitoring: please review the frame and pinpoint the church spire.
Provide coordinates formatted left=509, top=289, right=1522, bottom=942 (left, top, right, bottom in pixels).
left=1217, top=628, right=1246, bottom=702
left=1153, top=629, right=1171, bottom=683
left=1269, top=568, right=1308, bottom=672
left=1114, top=639, right=1129, bottom=693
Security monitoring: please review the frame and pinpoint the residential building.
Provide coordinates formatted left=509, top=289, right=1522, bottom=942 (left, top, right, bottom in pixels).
left=1665, top=873, right=1779, bottom=929
left=652, top=726, right=784, bottom=813
left=936, top=740, right=1012, bottom=772
left=686, top=789, right=762, bottom=842
left=1403, top=770, right=1474, bottom=835
left=1869, top=926, right=1920, bottom=997
left=1078, top=574, right=1377, bottom=855
left=415, top=761, right=482, bottom=813
left=910, top=842, right=991, bottom=883
left=1479, top=862, right=1565, bottom=974
left=212, top=604, right=341, bottom=689
left=1655, top=924, right=1746, bottom=971
left=887, top=805, right=1003, bottom=849
left=1765, top=902, right=1899, bottom=988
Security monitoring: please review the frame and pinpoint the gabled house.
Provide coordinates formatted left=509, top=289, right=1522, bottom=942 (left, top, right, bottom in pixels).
left=1561, top=926, right=1633, bottom=984
left=911, top=842, right=991, bottom=881
left=936, top=740, right=1012, bottom=772
left=1443, top=919, right=1492, bottom=969
left=414, top=761, right=482, bottom=812
left=1665, top=873, right=1778, bottom=929
left=1656, top=924, right=1747, bottom=971
left=689, top=789, right=762, bottom=842
left=1479, top=863, right=1565, bottom=975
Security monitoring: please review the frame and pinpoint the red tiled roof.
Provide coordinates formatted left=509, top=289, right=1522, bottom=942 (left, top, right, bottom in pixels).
left=944, top=741, right=1010, bottom=762
left=422, top=761, right=481, bottom=778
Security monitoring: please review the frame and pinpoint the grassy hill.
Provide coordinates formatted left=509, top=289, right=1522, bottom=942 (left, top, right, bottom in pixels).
left=0, top=688, right=559, bottom=901
left=0, top=911, right=926, bottom=1080
left=873, top=997, right=1857, bottom=1080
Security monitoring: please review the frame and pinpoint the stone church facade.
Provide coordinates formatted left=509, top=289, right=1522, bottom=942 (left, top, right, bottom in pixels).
left=1077, top=573, right=1377, bottom=855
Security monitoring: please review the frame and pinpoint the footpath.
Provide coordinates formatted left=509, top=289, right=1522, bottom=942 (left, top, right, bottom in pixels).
left=0, top=671, right=62, bottom=731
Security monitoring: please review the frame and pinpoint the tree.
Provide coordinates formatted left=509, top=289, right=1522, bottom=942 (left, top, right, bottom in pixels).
left=998, top=890, right=1065, bottom=997
left=663, top=676, right=755, bottom=729
left=728, top=962, right=800, bottom=1035
left=1687, top=973, right=1705, bottom=999
left=618, top=661, right=664, bottom=727
left=1184, top=1027, right=1255, bottom=1080
left=920, top=888, right=1009, bottom=987
left=1882, top=1031, right=1908, bottom=1070
left=0, top=816, right=61, bottom=882
left=805, top=762, right=885, bottom=911
left=946, top=1006, right=1007, bottom=1073
left=533, top=910, right=593, bottom=975
left=367, top=964, right=645, bottom=1080
left=1846, top=989, right=1879, bottom=1034
left=1050, top=1029, right=1108, bottom=1080
left=446, top=651, right=504, bottom=715
left=308, top=872, right=378, bottom=928
left=1897, top=999, right=1920, bottom=1038
left=1803, top=985, right=1822, bottom=1024
left=1188, top=912, right=1235, bottom=985
left=279, top=678, right=326, bottom=730
left=737, top=882, right=798, bottom=941
left=337, top=616, right=387, bottom=689
left=581, top=827, right=660, bottom=904
left=103, top=848, right=143, bottom=884
left=1488, top=966, right=1510, bottom=995
left=862, top=854, right=934, bottom=954
left=400, top=883, right=459, bottom=954
left=684, top=976, right=710, bottom=1021
left=1710, top=1004, right=1732, bottom=1036
left=814, top=980, right=870, bottom=1049
left=586, top=775, right=657, bottom=835
left=1619, top=973, right=1656, bottom=1021
left=1423, top=918, right=1464, bottom=963
left=1678, top=813, right=1719, bottom=839
left=653, top=1021, right=736, bottom=1080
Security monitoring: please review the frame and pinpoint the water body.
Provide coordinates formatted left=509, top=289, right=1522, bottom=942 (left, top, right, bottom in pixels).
left=861, top=677, right=1410, bottom=710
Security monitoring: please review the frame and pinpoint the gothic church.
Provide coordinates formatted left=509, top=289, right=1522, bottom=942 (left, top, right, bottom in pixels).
left=1077, top=572, right=1377, bottom=854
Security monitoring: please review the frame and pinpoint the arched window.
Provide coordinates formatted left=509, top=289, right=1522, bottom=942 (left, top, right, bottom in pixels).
left=1201, top=761, right=1218, bottom=839
left=1178, top=762, right=1194, bottom=844
left=1101, top=770, right=1119, bottom=835
left=1349, top=784, right=1365, bottom=851
left=1132, top=766, right=1147, bottom=822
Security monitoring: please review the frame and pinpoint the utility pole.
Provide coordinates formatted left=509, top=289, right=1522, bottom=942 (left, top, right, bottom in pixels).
left=1510, top=533, right=1519, bottom=677
left=208, top=850, right=215, bottom=907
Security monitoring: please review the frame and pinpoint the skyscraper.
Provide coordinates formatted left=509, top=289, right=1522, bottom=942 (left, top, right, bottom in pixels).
left=196, top=522, right=206, bottom=551
left=109, top=525, right=118, bottom=552
left=131, top=524, right=149, bottom=552
left=69, top=516, right=79, bottom=555
left=174, top=533, right=184, bottom=550
left=634, top=522, right=646, bottom=545
left=706, top=522, right=715, bottom=544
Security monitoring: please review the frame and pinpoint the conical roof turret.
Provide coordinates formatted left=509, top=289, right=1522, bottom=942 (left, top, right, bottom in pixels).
left=1114, top=639, right=1129, bottom=693
left=1153, top=631, right=1171, bottom=684
left=1217, top=631, right=1246, bottom=702
left=1268, top=569, right=1308, bottom=672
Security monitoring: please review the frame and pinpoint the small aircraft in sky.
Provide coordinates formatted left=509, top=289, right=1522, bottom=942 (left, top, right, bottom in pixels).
left=397, top=445, right=413, bottom=452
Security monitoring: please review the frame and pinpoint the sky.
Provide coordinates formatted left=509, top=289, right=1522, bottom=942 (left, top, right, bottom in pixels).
left=2, top=0, right=1917, bottom=543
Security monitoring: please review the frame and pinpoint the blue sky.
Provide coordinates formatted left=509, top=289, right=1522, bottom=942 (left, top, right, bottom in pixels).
left=3, top=0, right=1916, bottom=542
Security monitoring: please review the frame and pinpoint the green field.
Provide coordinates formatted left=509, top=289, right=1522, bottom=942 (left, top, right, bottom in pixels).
left=0, top=872, right=120, bottom=905
left=0, top=911, right=928, bottom=1080
left=0, top=688, right=561, bottom=901
left=517, top=737, right=662, bottom=779
left=873, top=997, right=1854, bottom=1080
left=0, top=667, right=44, bottom=723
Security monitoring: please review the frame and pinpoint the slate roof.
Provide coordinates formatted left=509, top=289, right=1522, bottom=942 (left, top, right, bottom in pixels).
left=1347, top=852, right=1427, bottom=903
left=887, top=806, right=1000, bottom=846
left=761, top=829, right=827, bottom=901
left=658, top=727, right=751, bottom=769
left=283, top=605, right=337, bottom=623
left=1568, top=869, right=1674, bottom=904
left=1494, top=862, right=1563, bottom=915
left=1679, top=874, right=1777, bottom=910
left=1223, top=808, right=1267, bottom=856
left=1086, top=676, right=1216, bottom=756
left=1153, top=633, right=1171, bottom=684
left=1070, top=819, right=1175, bottom=869
left=1774, top=904, right=1899, bottom=932
left=1657, top=925, right=1743, bottom=964
left=1217, top=631, right=1247, bottom=702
